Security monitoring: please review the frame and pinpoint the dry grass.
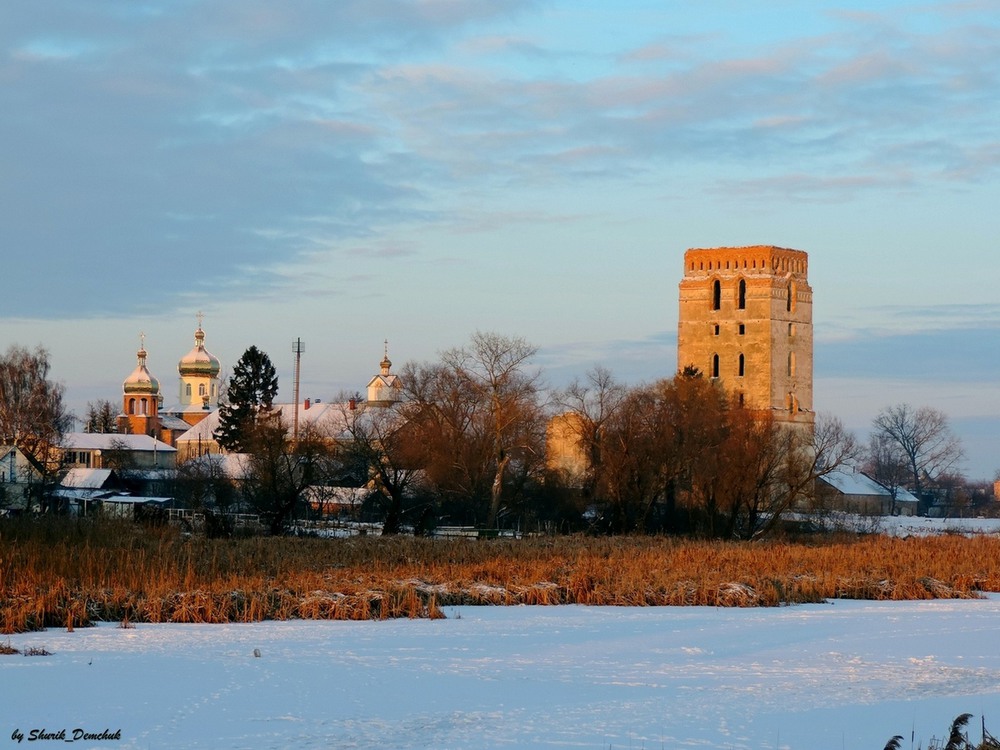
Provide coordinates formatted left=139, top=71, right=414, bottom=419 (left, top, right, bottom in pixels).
left=3, top=518, right=1000, bottom=633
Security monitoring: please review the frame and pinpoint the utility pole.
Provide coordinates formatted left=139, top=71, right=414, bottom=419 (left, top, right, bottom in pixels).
left=292, top=338, right=305, bottom=443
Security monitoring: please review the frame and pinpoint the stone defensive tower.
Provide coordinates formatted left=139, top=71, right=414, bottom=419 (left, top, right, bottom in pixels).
left=677, top=245, right=813, bottom=427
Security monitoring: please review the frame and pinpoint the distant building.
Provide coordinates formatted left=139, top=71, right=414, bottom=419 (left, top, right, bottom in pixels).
left=60, top=433, right=176, bottom=470
left=545, top=413, right=588, bottom=487
left=0, top=445, right=46, bottom=513
left=815, top=467, right=920, bottom=516
left=366, top=342, right=402, bottom=406
left=119, top=335, right=162, bottom=438
left=174, top=399, right=355, bottom=462
left=163, top=316, right=222, bottom=427
left=677, top=246, right=813, bottom=427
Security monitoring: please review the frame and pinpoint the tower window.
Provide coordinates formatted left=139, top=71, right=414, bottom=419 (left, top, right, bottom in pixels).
left=738, top=279, right=746, bottom=310
left=787, top=282, right=795, bottom=312
left=738, top=354, right=745, bottom=377
left=199, top=383, right=206, bottom=397
left=128, top=398, right=136, bottom=415
left=738, top=324, right=745, bottom=335
left=712, top=279, right=721, bottom=310
left=714, top=324, right=720, bottom=335
left=712, top=354, right=720, bottom=378
left=185, top=384, right=192, bottom=397
left=788, top=351, right=796, bottom=377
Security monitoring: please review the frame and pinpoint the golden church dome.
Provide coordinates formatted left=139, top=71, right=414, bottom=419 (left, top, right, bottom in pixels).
left=178, top=325, right=221, bottom=378
left=123, top=345, right=160, bottom=395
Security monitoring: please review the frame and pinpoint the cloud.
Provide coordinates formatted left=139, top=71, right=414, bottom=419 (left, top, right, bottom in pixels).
left=2, top=0, right=999, bottom=322
left=816, top=312, right=1000, bottom=382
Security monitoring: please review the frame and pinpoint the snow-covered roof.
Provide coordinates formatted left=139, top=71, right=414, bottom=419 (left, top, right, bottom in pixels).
left=158, top=414, right=196, bottom=432
left=819, top=468, right=919, bottom=503
left=61, top=468, right=115, bottom=489
left=62, top=433, right=176, bottom=453
left=180, top=452, right=253, bottom=479
left=303, top=485, right=374, bottom=507
left=175, top=401, right=369, bottom=444
left=49, top=487, right=115, bottom=501
left=101, top=495, right=173, bottom=505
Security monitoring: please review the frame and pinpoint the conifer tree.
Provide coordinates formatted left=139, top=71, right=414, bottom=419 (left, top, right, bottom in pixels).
left=214, top=346, right=278, bottom=452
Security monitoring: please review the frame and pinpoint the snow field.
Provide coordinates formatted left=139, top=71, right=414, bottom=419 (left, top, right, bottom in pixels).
left=4, top=598, right=1000, bottom=749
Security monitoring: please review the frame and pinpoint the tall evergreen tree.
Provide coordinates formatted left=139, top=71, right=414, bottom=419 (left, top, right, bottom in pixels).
left=85, top=399, right=119, bottom=433
left=214, top=346, right=278, bottom=452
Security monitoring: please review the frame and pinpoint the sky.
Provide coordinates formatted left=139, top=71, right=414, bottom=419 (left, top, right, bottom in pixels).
left=7, top=599, right=1000, bottom=749
left=2, top=1, right=999, bottom=478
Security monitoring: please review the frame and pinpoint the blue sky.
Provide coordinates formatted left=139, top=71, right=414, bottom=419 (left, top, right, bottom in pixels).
left=3, top=1, right=999, bottom=479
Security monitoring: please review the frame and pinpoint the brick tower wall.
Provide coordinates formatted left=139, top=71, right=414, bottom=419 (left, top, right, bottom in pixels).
left=677, top=246, right=813, bottom=427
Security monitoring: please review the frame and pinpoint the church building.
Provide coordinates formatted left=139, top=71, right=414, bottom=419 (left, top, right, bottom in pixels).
left=169, top=317, right=222, bottom=426
left=366, top=342, right=402, bottom=406
left=116, top=317, right=222, bottom=446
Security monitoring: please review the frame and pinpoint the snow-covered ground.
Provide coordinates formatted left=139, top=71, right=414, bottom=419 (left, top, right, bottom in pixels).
left=879, top=514, right=1000, bottom=537
left=4, top=598, right=1000, bottom=750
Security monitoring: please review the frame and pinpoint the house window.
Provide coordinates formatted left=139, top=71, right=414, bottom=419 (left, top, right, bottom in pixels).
left=738, top=354, right=745, bottom=377
left=738, top=279, right=746, bottom=309
left=712, top=279, right=721, bottom=310
left=712, top=354, right=720, bottom=378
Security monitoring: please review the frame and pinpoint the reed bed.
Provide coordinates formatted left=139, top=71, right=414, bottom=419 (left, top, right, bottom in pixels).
left=3, top=518, right=1000, bottom=633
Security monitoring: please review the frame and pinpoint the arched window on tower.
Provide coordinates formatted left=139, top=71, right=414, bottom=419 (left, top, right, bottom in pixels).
left=139, top=398, right=147, bottom=416
left=712, top=279, right=721, bottom=310
left=712, top=354, right=720, bottom=378
left=199, top=383, right=206, bottom=397
left=128, top=398, right=136, bottom=415
left=185, top=384, right=192, bottom=397
left=787, top=282, right=795, bottom=312
left=738, top=279, right=746, bottom=310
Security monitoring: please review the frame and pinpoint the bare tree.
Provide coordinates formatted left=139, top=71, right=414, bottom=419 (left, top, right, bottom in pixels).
left=552, top=366, right=629, bottom=500
left=864, top=431, right=910, bottom=515
left=872, top=403, right=964, bottom=508
left=0, top=345, right=71, bottom=472
left=239, top=420, right=339, bottom=535
left=336, top=402, right=425, bottom=535
left=402, top=332, right=545, bottom=528
left=730, top=413, right=859, bottom=539
left=442, top=332, right=543, bottom=528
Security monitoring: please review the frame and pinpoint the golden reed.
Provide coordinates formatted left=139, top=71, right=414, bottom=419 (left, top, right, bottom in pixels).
left=3, top=519, right=999, bottom=633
